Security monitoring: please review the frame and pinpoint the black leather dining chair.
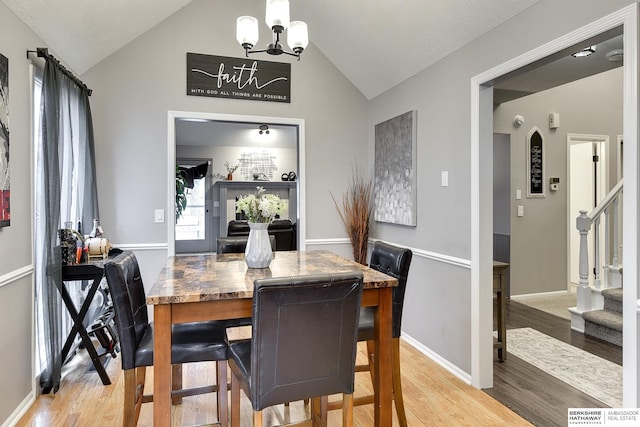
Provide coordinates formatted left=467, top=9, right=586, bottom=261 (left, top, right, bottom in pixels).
left=216, top=235, right=276, bottom=254
left=228, top=272, right=364, bottom=427
left=104, top=251, right=230, bottom=427
left=328, top=241, right=413, bottom=426
left=215, top=235, right=276, bottom=329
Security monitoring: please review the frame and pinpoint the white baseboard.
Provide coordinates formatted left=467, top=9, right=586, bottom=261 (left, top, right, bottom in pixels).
left=2, top=391, right=35, bottom=427
left=401, top=332, right=472, bottom=385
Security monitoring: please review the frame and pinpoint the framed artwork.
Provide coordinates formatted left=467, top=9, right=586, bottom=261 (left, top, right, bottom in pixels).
left=374, top=110, right=417, bottom=226
left=186, top=53, right=291, bottom=103
left=0, top=53, right=8, bottom=228
left=527, top=127, right=545, bottom=198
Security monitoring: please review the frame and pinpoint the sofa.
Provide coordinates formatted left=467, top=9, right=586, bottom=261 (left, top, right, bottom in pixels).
left=227, top=219, right=296, bottom=251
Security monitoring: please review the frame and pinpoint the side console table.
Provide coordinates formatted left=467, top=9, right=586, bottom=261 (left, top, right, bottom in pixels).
left=59, top=259, right=118, bottom=385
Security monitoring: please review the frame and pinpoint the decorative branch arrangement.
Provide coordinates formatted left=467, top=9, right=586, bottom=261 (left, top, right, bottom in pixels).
left=331, top=166, right=374, bottom=265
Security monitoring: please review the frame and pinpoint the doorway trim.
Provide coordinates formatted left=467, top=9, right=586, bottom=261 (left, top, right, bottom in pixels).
left=566, top=133, right=609, bottom=292
left=166, top=111, right=306, bottom=256
left=471, top=3, right=638, bottom=405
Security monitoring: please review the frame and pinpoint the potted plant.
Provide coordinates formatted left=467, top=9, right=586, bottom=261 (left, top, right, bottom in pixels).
left=176, top=165, right=187, bottom=221
left=225, top=161, right=239, bottom=180
left=331, top=167, right=374, bottom=265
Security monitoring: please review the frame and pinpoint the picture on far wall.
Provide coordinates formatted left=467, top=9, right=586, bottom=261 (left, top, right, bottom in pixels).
left=527, top=127, right=545, bottom=198
left=0, top=53, right=9, bottom=228
left=374, top=110, right=417, bottom=226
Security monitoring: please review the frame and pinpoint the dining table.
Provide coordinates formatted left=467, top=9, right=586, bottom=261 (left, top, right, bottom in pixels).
left=147, top=249, right=398, bottom=426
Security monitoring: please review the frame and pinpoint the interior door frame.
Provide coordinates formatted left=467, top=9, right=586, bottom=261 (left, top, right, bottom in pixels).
left=471, top=4, right=638, bottom=405
left=175, top=157, right=214, bottom=253
left=167, top=111, right=306, bottom=256
left=566, top=133, right=609, bottom=291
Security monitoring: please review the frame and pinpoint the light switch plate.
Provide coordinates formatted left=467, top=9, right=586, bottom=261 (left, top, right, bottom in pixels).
left=155, top=209, right=165, bottom=223
left=517, top=205, right=524, bottom=217
left=441, top=171, right=449, bottom=187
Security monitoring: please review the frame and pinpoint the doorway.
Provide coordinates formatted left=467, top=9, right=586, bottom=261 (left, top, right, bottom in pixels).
left=166, top=111, right=306, bottom=257
left=568, top=134, right=608, bottom=289
left=175, top=158, right=213, bottom=253
left=471, top=4, right=638, bottom=405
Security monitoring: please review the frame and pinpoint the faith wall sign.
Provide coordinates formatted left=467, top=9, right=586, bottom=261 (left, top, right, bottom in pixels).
left=186, top=53, right=291, bottom=103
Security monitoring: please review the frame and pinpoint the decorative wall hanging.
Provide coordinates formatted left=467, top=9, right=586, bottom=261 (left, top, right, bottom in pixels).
left=374, top=110, right=417, bottom=226
left=0, top=53, right=9, bottom=228
left=238, top=151, right=278, bottom=180
left=186, top=52, right=291, bottom=103
left=527, top=127, right=545, bottom=198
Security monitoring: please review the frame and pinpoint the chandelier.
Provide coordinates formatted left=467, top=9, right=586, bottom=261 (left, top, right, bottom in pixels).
left=236, top=0, right=308, bottom=61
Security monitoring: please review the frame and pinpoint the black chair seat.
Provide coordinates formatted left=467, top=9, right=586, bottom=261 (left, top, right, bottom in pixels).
left=134, top=321, right=229, bottom=367
left=227, top=340, right=252, bottom=394
left=357, top=307, right=376, bottom=342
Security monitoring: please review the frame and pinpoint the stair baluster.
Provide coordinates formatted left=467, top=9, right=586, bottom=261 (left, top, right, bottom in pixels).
left=611, top=196, right=620, bottom=267
left=593, top=215, right=601, bottom=290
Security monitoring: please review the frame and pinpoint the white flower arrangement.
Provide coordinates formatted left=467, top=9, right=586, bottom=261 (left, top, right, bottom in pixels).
left=236, top=186, right=287, bottom=223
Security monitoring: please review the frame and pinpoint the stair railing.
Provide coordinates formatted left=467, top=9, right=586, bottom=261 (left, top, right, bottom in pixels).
left=576, top=178, right=623, bottom=312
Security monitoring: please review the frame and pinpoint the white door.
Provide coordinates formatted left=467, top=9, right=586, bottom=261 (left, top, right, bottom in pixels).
left=175, top=158, right=214, bottom=253
left=568, top=135, right=608, bottom=288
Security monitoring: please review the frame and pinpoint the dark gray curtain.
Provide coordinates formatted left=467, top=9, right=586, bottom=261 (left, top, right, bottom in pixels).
left=37, top=57, right=98, bottom=393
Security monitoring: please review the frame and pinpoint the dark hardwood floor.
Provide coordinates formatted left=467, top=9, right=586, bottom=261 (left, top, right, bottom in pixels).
left=484, top=300, right=622, bottom=427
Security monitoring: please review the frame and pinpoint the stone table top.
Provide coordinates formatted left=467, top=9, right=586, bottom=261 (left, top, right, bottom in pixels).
left=147, top=250, right=398, bottom=305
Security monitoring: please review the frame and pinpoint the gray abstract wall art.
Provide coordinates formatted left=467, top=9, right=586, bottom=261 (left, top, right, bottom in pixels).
left=374, top=110, right=417, bottom=226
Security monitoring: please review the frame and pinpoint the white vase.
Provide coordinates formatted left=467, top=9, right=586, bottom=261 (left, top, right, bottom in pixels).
left=245, top=222, right=273, bottom=268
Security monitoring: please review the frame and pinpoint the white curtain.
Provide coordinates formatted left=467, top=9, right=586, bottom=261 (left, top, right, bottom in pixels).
left=34, top=57, right=99, bottom=393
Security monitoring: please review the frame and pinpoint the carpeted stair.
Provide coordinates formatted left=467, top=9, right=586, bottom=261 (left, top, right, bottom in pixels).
left=582, top=287, right=623, bottom=346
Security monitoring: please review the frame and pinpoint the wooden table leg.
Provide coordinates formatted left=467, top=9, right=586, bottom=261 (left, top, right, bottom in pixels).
left=154, top=304, right=172, bottom=426
left=374, top=287, right=393, bottom=426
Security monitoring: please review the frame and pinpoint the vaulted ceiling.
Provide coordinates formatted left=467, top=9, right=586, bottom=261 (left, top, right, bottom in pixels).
left=2, top=0, right=541, bottom=99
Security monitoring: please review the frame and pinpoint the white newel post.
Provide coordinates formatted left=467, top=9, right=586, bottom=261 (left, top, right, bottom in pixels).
left=576, top=210, right=592, bottom=313
left=593, top=215, right=601, bottom=290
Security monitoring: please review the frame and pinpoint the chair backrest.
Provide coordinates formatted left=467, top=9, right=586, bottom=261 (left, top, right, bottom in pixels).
left=227, top=220, right=250, bottom=235
left=104, top=251, right=149, bottom=371
left=369, top=241, right=413, bottom=338
left=227, top=219, right=296, bottom=251
left=250, top=272, right=363, bottom=410
left=217, top=235, right=276, bottom=253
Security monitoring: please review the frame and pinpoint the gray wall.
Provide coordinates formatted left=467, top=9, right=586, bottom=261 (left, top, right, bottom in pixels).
left=494, top=68, right=623, bottom=295
left=493, top=133, right=511, bottom=236
left=368, top=0, right=633, bottom=374
left=0, top=2, right=46, bottom=423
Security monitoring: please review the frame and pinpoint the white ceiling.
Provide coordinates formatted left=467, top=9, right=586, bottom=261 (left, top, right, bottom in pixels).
left=2, top=0, right=540, bottom=99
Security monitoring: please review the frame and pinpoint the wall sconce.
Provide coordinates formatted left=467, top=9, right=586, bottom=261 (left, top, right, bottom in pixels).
left=259, top=124, right=270, bottom=135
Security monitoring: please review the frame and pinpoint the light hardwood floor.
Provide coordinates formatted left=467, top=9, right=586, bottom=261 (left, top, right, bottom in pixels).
left=17, top=337, right=530, bottom=426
